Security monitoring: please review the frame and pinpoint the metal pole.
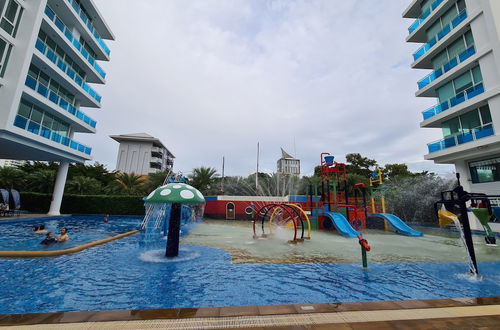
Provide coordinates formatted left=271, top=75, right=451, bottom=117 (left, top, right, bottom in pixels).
left=459, top=200, right=479, bottom=274
left=256, top=142, right=259, bottom=194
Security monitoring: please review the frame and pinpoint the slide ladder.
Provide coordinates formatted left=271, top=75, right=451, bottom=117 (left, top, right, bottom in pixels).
left=369, top=213, right=423, bottom=237
left=323, top=212, right=360, bottom=238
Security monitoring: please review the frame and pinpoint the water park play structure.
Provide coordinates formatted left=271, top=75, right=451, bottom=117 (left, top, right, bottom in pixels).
left=141, top=181, right=205, bottom=257
left=304, top=153, right=423, bottom=238
left=436, top=173, right=499, bottom=274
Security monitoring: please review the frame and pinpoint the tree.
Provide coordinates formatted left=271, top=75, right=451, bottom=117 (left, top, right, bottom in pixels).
left=26, top=169, right=56, bottom=193
left=188, top=167, right=218, bottom=195
left=114, top=173, right=145, bottom=195
left=345, top=153, right=378, bottom=178
left=66, top=176, right=102, bottom=195
left=0, top=166, right=25, bottom=190
left=68, top=162, right=116, bottom=187
left=382, top=163, right=413, bottom=180
left=143, top=171, right=170, bottom=193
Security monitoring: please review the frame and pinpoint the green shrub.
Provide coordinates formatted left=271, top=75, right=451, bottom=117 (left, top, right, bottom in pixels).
left=20, top=192, right=145, bottom=215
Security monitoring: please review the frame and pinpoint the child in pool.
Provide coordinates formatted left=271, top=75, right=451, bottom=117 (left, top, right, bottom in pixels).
left=40, top=232, right=56, bottom=245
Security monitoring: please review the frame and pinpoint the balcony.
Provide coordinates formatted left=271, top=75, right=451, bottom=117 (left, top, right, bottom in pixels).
left=150, top=161, right=162, bottom=170
left=24, top=74, right=97, bottom=129
left=427, top=124, right=494, bottom=153
left=417, top=45, right=476, bottom=90
left=422, top=82, right=484, bottom=121
left=151, top=151, right=163, bottom=159
left=413, top=10, right=468, bottom=62
left=35, top=38, right=102, bottom=104
left=44, top=6, right=106, bottom=80
left=66, top=0, right=110, bottom=57
left=408, top=0, right=444, bottom=34
left=13, top=115, right=92, bottom=155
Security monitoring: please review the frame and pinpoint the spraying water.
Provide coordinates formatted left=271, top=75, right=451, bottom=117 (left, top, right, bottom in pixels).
left=439, top=206, right=477, bottom=275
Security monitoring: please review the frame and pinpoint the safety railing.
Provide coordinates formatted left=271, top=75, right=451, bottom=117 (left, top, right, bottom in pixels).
left=13, top=114, right=92, bottom=155
left=428, top=124, right=494, bottom=153
left=24, top=74, right=97, bottom=129
left=35, top=38, right=102, bottom=105
left=422, top=82, right=484, bottom=120
left=408, top=0, right=444, bottom=34
left=44, top=6, right=106, bottom=80
left=66, top=0, right=110, bottom=56
left=413, top=10, right=468, bottom=61
left=418, top=45, right=476, bottom=90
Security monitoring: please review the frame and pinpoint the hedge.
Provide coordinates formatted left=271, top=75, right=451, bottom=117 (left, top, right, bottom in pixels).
left=20, top=192, right=145, bottom=215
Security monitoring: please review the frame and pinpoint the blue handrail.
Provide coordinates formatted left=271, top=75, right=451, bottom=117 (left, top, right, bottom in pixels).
left=417, top=45, right=476, bottom=90
left=422, top=82, right=484, bottom=120
left=413, top=10, right=468, bottom=61
left=66, top=0, right=111, bottom=56
left=408, top=0, right=444, bottom=34
left=44, top=6, right=106, bottom=79
left=428, top=124, right=494, bottom=153
left=24, top=74, right=97, bottom=129
left=35, top=38, right=101, bottom=105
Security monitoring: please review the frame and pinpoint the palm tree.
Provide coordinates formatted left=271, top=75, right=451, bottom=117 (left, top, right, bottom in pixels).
left=66, top=176, right=102, bottom=195
left=26, top=169, right=56, bottom=193
left=0, top=166, right=25, bottom=190
left=114, top=172, right=145, bottom=195
left=188, top=167, right=218, bottom=195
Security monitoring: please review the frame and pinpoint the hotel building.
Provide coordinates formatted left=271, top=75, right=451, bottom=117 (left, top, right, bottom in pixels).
left=277, top=148, right=300, bottom=177
left=110, top=133, right=175, bottom=175
left=404, top=0, right=500, bottom=194
left=0, top=0, right=113, bottom=214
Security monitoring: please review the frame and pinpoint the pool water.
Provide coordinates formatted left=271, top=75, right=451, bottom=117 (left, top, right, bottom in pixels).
left=0, top=217, right=499, bottom=315
left=0, top=216, right=139, bottom=251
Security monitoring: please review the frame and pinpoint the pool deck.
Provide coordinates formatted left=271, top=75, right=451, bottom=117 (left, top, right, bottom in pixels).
left=0, top=213, right=68, bottom=221
left=2, top=297, right=499, bottom=329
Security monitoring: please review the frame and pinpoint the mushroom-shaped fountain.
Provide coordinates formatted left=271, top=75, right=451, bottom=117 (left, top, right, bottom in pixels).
left=142, top=182, right=205, bottom=258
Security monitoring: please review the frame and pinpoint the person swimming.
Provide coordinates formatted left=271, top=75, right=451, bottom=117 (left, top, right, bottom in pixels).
left=103, top=214, right=109, bottom=223
left=40, top=232, right=56, bottom=245
left=32, top=225, right=48, bottom=234
left=55, top=228, right=69, bottom=242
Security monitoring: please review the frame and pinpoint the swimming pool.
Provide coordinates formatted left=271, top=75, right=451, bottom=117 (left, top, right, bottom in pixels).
left=0, top=216, right=499, bottom=315
left=0, top=216, right=139, bottom=251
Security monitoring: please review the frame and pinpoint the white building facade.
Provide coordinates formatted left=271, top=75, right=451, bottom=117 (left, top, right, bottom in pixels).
left=276, top=148, right=300, bottom=176
left=0, top=0, right=113, bottom=214
left=404, top=0, right=500, bottom=194
left=110, top=133, right=175, bottom=175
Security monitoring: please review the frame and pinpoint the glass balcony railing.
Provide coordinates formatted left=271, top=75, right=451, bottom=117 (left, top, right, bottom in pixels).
left=44, top=6, right=106, bottom=80
left=24, top=74, right=97, bottom=129
left=13, top=115, right=92, bottom=155
left=66, top=0, right=110, bottom=56
left=408, top=0, right=444, bottom=34
left=35, top=38, right=102, bottom=104
left=428, top=124, right=494, bottom=153
left=418, top=45, right=476, bottom=90
left=422, top=82, right=484, bottom=120
left=413, top=10, right=468, bottom=61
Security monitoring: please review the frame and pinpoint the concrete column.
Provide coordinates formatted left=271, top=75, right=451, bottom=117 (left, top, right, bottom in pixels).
left=48, top=161, right=70, bottom=215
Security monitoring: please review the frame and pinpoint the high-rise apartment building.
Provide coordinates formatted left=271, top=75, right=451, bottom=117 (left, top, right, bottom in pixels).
left=404, top=0, right=500, bottom=194
left=0, top=0, right=113, bottom=214
left=110, top=133, right=175, bottom=175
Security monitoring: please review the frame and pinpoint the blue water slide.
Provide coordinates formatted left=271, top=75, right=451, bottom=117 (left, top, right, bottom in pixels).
left=323, top=212, right=360, bottom=238
left=493, top=207, right=500, bottom=221
left=369, top=213, right=423, bottom=237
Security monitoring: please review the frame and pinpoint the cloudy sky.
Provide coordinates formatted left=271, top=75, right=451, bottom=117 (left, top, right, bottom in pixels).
left=80, top=0, right=455, bottom=177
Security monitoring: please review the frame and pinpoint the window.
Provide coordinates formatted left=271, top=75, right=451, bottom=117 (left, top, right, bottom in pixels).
left=0, top=36, right=12, bottom=77
left=0, top=0, right=22, bottom=37
left=14, top=99, right=72, bottom=138
left=469, top=157, right=500, bottom=184
left=441, top=105, right=492, bottom=137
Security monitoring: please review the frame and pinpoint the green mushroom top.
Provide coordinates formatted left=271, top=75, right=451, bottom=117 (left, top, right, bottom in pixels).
left=144, top=183, right=205, bottom=204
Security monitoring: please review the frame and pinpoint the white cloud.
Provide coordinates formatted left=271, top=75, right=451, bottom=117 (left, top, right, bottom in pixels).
left=81, top=0, right=454, bottom=176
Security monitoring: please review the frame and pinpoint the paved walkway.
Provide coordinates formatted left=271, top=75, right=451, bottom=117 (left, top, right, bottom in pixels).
left=2, top=297, right=499, bottom=329
left=4, top=305, right=500, bottom=329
